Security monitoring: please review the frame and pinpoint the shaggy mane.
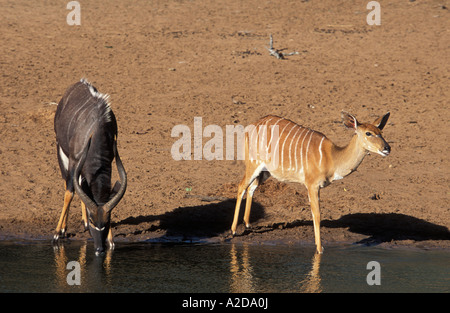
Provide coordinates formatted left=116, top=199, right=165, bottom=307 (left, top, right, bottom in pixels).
left=80, top=78, right=112, bottom=123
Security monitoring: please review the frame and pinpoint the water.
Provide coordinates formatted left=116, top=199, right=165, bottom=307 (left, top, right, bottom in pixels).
left=0, top=240, right=448, bottom=293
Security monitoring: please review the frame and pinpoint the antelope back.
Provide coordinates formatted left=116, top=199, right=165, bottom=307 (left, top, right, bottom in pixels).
left=55, top=79, right=117, bottom=161
left=55, top=79, right=120, bottom=207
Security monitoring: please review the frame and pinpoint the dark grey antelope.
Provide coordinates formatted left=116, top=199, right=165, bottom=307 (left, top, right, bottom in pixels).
left=53, top=79, right=127, bottom=255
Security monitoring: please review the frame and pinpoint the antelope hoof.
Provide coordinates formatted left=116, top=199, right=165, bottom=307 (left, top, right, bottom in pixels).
left=52, top=228, right=68, bottom=244
left=52, top=232, right=63, bottom=245
left=316, top=246, right=324, bottom=254
left=95, top=247, right=105, bottom=256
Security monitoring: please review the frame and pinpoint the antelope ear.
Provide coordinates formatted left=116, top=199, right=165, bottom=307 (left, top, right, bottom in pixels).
left=341, top=111, right=359, bottom=130
left=373, top=112, right=390, bottom=130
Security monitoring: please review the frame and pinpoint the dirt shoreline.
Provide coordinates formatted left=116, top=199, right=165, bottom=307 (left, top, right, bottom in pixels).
left=1, top=200, right=449, bottom=251
left=0, top=1, right=449, bottom=250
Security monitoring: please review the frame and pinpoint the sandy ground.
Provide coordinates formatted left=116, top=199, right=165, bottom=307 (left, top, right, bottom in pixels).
left=0, top=0, right=449, bottom=250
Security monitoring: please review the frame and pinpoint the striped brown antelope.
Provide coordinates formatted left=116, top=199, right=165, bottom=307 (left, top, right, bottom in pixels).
left=231, top=112, right=391, bottom=253
left=53, top=79, right=127, bottom=255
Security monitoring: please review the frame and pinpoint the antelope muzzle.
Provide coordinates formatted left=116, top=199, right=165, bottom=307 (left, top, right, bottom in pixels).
left=87, top=207, right=112, bottom=255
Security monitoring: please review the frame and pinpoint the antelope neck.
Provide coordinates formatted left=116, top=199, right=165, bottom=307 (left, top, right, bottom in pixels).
left=331, top=134, right=367, bottom=179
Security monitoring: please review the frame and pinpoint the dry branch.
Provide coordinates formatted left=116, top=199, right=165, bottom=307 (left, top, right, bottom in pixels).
left=265, top=34, right=299, bottom=59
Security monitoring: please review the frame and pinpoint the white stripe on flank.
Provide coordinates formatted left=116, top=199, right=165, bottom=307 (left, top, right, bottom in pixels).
left=294, top=128, right=306, bottom=173
left=249, top=117, right=275, bottom=162
left=272, top=122, right=290, bottom=171
left=247, top=123, right=259, bottom=161
left=262, top=117, right=275, bottom=158
left=288, top=126, right=302, bottom=170
left=281, top=123, right=297, bottom=173
left=66, top=95, right=93, bottom=143
left=267, top=117, right=284, bottom=148
left=263, top=116, right=275, bottom=127
left=259, top=124, right=270, bottom=161
left=305, top=131, right=314, bottom=170
left=300, top=129, right=310, bottom=174
left=318, top=137, right=325, bottom=167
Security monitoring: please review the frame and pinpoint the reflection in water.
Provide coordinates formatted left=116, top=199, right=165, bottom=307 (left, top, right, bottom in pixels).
left=228, top=243, right=322, bottom=293
left=53, top=242, right=323, bottom=293
left=53, top=242, right=112, bottom=292
left=229, top=243, right=255, bottom=292
left=299, top=253, right=322, bottom=293
left=54, top=244, right=69, bottom=289
left=0, top=241, right=437, bottom=292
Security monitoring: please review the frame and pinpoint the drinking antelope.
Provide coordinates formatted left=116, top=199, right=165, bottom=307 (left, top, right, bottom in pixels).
left=231, top=111, right=391, bottom=253
left=53, top=79, right=127, bottom=255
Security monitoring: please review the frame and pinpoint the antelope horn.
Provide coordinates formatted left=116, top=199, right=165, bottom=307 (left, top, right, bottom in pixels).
left=104, top=140, right=127, bottom=212
left=73, top=137, right=97, bottom=210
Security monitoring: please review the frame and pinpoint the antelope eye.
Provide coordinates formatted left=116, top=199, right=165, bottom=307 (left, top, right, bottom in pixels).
left=365, top=132, right=372, bottom=137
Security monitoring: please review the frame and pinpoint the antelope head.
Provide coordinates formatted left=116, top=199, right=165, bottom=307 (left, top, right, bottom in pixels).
left=73, top=137, right=127, bottom=255
left=341, top=111, right=391, bottom=157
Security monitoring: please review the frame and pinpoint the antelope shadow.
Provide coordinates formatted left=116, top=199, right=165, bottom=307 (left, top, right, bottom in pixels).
left=116, top=203, right=449, bottom=245
left=284, top=212, right=450, bottom=245
left=328, top=213, right=450, bottom=245
left=115, top=199, right=265, bottom=240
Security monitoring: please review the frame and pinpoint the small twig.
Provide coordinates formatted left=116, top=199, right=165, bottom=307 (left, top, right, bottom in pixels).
left=265, top=34, right=299, bottom=60
left=282, top=51, right=299, bottom=57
